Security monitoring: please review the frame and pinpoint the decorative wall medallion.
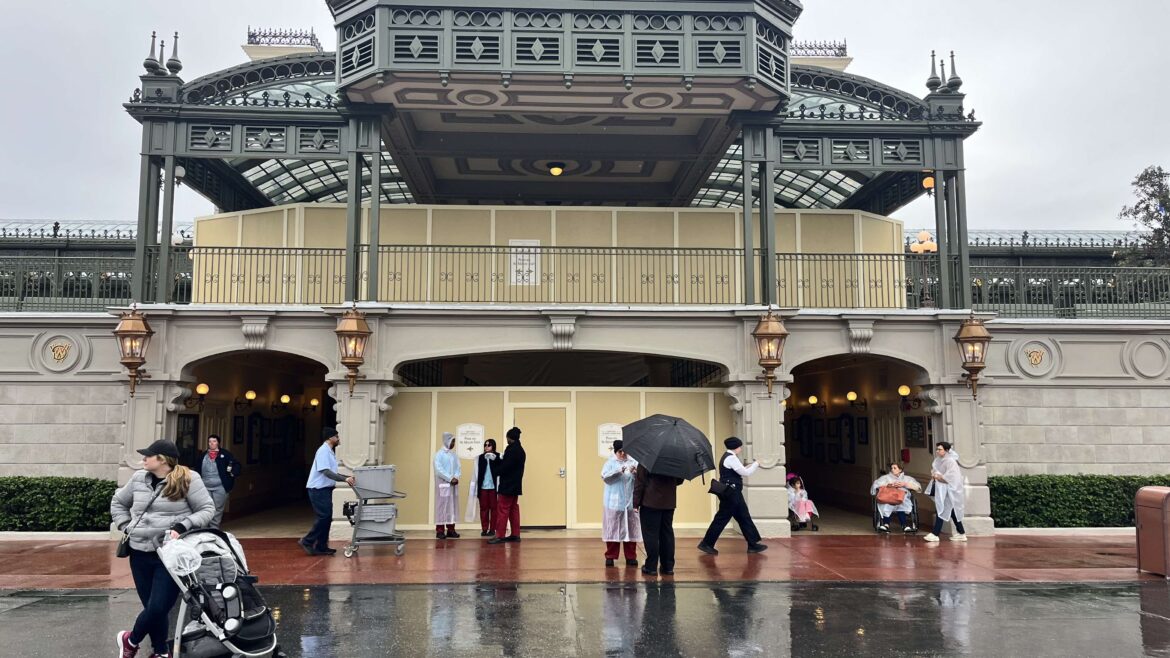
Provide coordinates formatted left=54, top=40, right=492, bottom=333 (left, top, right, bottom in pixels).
left=1024, top=349, right=1044, bottom=366
left=1128, top=340, right=1169, bottom=379
left=49, top=342, right=71, bottom=363
left=35, top=334, right=82, bottom=373
left=1013, top=339, right=1055, bottom=378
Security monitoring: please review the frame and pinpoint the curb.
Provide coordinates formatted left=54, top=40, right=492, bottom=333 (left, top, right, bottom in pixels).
left=0, top=532, right=112, bottom=541
left=994, top=527, right=1135, bottom=536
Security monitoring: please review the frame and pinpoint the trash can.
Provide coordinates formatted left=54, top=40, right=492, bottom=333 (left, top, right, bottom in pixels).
left=1136, top=486, right=1170, bottom=577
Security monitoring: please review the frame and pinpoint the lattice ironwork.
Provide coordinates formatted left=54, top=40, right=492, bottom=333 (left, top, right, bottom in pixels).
left=246, top=27, right=323, bottom=51
left=791, top=40, right=848, bottom=58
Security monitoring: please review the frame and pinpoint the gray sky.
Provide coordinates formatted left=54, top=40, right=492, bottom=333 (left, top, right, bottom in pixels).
left=0, top=0, right=1165, bottom=231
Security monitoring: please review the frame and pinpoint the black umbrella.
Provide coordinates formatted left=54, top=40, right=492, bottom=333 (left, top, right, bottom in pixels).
left=621, top=414, right=715, bottom=481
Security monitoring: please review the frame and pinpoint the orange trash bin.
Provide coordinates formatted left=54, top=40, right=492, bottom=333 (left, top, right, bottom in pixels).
left=1136, top=486, right=1170, bottom=577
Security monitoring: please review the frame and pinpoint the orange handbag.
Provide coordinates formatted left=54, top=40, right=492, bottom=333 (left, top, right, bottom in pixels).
left=876, top=486, right=906, bottom=505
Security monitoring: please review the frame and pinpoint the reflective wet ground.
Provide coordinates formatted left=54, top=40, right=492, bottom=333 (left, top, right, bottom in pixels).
left=2, top=581, right=1169, bottom=657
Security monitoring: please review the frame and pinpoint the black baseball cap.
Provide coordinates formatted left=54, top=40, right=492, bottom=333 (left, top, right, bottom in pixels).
left=138, top=439, right=180, bottom=459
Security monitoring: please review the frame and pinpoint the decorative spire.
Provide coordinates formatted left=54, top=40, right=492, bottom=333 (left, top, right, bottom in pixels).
left=158, top=38, right=166, bottom=74
left=925, top=50, right=941, bottom=92
left=143, top=31, right=161, bottom=73
left=946, top=50, right=963, bottom=92
left=166, top=32, right=183, bottom=75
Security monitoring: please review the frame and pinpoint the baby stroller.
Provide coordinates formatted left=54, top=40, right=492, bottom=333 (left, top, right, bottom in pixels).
left=872, top=490, right=920, bottom=534
left=786, top=474, right=820, bottom=532
left=157, top=528, right=284, bottom=657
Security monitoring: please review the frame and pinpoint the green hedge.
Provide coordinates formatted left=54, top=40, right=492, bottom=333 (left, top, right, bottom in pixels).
left=989, top=475, right=1170, bottom=527
left=0, top=477, right=117, bottom=532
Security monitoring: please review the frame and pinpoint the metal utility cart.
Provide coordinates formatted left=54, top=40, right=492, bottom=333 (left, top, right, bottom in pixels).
left=342, top=464, right=407, bottom=558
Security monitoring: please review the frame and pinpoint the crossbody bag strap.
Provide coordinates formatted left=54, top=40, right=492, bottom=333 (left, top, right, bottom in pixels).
left=125, top=483, right=165, bottom=534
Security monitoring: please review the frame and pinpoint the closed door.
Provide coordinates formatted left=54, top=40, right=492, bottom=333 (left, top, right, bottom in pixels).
left=512, top=407, right=568, bottom=527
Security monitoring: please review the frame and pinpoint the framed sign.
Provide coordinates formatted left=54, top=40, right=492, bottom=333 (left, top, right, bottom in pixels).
left=175, top=414, right=200, bottom=466
left=509, top=239, right=541, bottom=286
left=232, top=415, right=246, bottom=446
left=598, top=423, right=624, bottom=458
left=856, top=417, right=869, bottom=445
left=456, top=423, right=486, bottom=461
left=904, top=416, right=928, bottom=449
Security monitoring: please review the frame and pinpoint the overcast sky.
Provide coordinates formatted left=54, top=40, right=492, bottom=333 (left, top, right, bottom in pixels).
left=0, top=1, right=1165, bottom=231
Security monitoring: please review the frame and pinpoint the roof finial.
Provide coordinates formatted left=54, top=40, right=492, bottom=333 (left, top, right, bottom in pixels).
left=143, top=31, right=161, bottom=73
left=946, top=50, right=963, bottom=92
left=925, top=49, right=941, bottom=92
left=158, top=38, right=166, bottom=72
left=166, top=32, right=183, bottom=75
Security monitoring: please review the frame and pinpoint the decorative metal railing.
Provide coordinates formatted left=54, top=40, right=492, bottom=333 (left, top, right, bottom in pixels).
left=0, top=255, right=135, bottom=311
left=9, top=248, right=1170, bottom=318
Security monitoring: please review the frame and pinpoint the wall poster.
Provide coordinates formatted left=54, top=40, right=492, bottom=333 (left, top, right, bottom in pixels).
left=456, top=423, right=486, bottom=461
left=598, top=423, right=624, bottom=458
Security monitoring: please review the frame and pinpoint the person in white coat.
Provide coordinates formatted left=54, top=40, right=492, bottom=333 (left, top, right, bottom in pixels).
left=601, top=440, right=642, bottom=567
left=871, top=462, right=922, bottom=532
left=434, top=432, right=461, bottom=539
left=924, top=441, right=967, bottom=542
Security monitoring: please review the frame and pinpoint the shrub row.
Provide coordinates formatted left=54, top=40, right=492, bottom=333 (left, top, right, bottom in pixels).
left=989, top=475, right=1170, bottom=527
left=0, top=477, right=117, bottom=532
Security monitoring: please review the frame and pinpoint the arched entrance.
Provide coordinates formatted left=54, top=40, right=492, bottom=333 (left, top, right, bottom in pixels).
left=786, top=354, right=931, bottom=534
left=384, top=350, right=731, bottom=531
left=179, top=350, right=334, bottom=531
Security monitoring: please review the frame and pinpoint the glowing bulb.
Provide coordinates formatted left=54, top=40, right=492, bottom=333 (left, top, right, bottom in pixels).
left=846, top=391, right=857, bottom=402
left=310, top=398, right=319, bottom=407
left=548, top=161, right=565, bottom=177
left=897, top=385, right=911, bottom=397
left=195, top=383, right=210, bottom=395
left=917, top=230, right=933, bottom=243
left=280, top=394, right=291, bottom=404
left=807, top=395, right=818, bottom=405
left=245, top=390, right=256, bottom=401
left=921, top=174, right=935, bottom=190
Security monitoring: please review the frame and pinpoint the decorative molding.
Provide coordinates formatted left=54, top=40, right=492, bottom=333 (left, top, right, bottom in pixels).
left=32, top=332, right=84, bottom=374
left=847, top=320, right=875, bottom=354
left=240, top=317, right=270, bottom=351
left=724, top=383, right=746, bottom=412
left=376, top=382, right=398, bottom=412
left=549, top=315, right=577, bottom=351
left=164, top=382, right=191, bottom=413
left=918, top=385, right=944, bottom=415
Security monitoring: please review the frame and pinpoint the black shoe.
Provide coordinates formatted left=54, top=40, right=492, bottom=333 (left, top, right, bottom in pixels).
left=436, top=532, right=446, bottom=539
left=641, top=566, right=657, bottom=576
left=447, top=531, right=461, bottom=539
left=506, top=535, right=521, bottom=542
left=661, top=569, right=674, bottom=575
left=605, top=559, right=615, bottom=567
left=298, top=539, right=314, bottom=555
left=487, top=537, right=507, bottom=544
left=309, top=548, right=334, bottom=556
left=481, top=530, right=493, bottom=537
left=626, top=559, right=639, bottom=567
left=747, top=543, right=768, bottom=554
left=697, top=543, right=719, bottom=555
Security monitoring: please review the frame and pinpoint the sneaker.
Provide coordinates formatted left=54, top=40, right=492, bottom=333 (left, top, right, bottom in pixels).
left=116, top=631, right=138, bottom=658
left=605, top=558, right=615, bottom=567
left=747, top=543, right=768, bottom=554
left=923, top=533, right=940, bottom=542
left=447, top=531, right=461, bottom=539
left=149, top=654, right=171, bottom=658
left=877, top=524, right=889, bottom=533
left=436, top=531, right=446, bottom=539
left=696, top=543, right=719, bottom=555
left=949, top=534, right=967, bottom=542
left=297, top=539, right=314, bottom=555
left=904, top=526, right=917, bottom=533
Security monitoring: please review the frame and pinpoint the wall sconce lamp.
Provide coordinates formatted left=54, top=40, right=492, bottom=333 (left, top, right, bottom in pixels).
left=807, top=395, right=826, bottom=414
left=335, top=308, right=372, bottom=394
left=846, top=390, right=868, bottom=411
left=921, top=170, right=935, bottom=197
left=271, top=394, right=291, bottom=414
left=302, top=397, right=320, bottom=414
left=897, top=384, right=912, bottom=399
left=185, top=382, right=210, bottom=411
left=954, top=314, right=992, bottom=398
left=752, top=309, right=790, bottom=396
left=113, top=307, right=154, bottom=397
left=547, top=161, right=566, bottom=177
left=909, top=230, right=938, bottom=254
left=234, top=389, right=256, bottom=412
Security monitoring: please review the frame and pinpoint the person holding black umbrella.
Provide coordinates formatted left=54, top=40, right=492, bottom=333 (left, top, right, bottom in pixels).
left=698, top=437, right=768, bottom=555
left=621, top=414, right=717, bottom=577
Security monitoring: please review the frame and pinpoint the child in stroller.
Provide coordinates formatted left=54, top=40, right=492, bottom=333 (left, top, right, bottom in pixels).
left=157, top=528, right=284, bottom=658
left=786, top=473, right=819, bottom=531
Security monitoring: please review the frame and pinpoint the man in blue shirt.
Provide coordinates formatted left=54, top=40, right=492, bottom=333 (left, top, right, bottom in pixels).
left=300, top=426, right=355, bottom=556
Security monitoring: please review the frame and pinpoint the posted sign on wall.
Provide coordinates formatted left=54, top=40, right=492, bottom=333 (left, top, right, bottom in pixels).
left=456, top=423, right=485, bottom=460
left=598, top=423, right=623, bottom=458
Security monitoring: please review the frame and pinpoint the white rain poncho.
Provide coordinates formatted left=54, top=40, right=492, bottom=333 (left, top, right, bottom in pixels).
left=433, top=432, right=462, bottom=526
left=928, top=449, right=965, bottom=523
left=870, top=472, right=922, bottom=517
left=600, top=454, right=642, bottom=543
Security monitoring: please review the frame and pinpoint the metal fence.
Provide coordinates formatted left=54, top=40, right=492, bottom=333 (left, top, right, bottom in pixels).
left=774, top=253, right=945, bottom=309
left=145, top=246, right=348, bottom=305
left=970, top=265, right=1170, bottom=319
left=0, top=254, right=135, bottom=311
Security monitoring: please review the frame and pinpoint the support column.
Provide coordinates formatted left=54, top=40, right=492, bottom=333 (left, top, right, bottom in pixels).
left=327, top=379, right=394, bottom=524
left=155, top=155, right=176, bottom=304
left=933, top=167, right=952, bottom=308
left=945, top=172, right=965, bottom=308
left=344, top=150, right=362, bottom=301
left=726, top=380, right=791, bottom=538
left=740, top=140, right=756, bottom=305
left=368, top=150, right=382, bottom=301
left=131, top=155, right=154, bottom=301
left=759, top=154, right=777, bottom=306
left=939, top=384, right=992, bottom=535
left=954, top=170, right=973, bottom=308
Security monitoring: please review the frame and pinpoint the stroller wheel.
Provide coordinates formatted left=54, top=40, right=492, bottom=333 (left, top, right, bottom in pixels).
left=395, top=544, right=406, bottom=557
left=811, top=524, right=819, bottom=532
left=344, top=546, right=356, bottom=558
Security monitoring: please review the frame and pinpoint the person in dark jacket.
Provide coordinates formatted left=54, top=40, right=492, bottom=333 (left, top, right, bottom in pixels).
left=698, top=436, right=768, bottom=555
left=466, top=438, right=500, bottom=536
left=488, top=426, right=526, bottom=544
left=195, top=434, right=242, bottom=529
left=632, top=463, right=683, bottom=577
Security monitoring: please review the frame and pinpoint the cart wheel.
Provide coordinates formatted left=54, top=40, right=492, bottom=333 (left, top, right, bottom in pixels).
left=395, top=544, right=405, bottom=557
left=344, top=546, right=356, bottom=558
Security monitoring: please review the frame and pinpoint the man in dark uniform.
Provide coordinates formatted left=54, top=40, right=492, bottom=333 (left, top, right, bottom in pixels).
left=488, top=426, right=526, bottom=544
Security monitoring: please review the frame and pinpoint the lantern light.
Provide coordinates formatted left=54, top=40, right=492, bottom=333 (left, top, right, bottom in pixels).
left=113, top=308, right=154, bottom=397
left=751, top=310, right=790, bottom=396
left=335, top=308, right=373, bottom=394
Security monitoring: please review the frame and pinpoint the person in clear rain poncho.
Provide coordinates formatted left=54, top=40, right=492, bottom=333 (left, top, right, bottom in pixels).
left=924, top=441, right=966, bottom=542
left=870, top=462, right=922, bottom=533
left=601, top=440, right=642, bottom=567
left=434, top=431, right=461, bottom=539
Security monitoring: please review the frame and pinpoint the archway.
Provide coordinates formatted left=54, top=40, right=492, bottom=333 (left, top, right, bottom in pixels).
left=180, top=350, right=333, bottom=533
left=786, top=353, right=931, bottom=535
left=383, top=350, right=732, bottom=532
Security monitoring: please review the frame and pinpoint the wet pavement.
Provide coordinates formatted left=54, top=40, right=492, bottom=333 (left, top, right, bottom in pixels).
left=1, top=581, right=1169, bottom=657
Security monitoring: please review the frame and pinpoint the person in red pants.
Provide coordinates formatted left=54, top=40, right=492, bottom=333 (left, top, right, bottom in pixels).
left=488, top=427, right=526, bottom=543
left=465, top=439, right=500, bottom=536
left=601, top=440, right=641, bottom=567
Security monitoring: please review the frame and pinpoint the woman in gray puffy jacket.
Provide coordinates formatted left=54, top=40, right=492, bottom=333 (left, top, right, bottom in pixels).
left=112, top=439, right=215, bottom=658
